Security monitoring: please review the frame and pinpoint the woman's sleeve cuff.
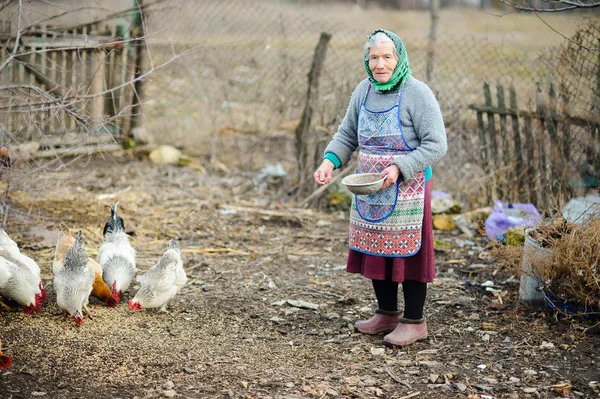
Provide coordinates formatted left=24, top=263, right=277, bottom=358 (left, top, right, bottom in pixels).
left=323, top=152, right=342, bottom=169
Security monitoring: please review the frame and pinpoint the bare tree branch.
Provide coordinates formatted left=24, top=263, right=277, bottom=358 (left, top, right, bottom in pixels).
left=0, top=0, right=14, bottom=13
left=498, top=0, right=600, bottom=11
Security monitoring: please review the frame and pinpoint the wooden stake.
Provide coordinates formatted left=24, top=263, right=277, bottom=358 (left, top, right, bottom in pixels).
left=295, top=32, right=332, bottom=198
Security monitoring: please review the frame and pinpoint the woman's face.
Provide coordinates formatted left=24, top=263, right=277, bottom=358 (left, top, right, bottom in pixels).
left=368, top=42, right=397, bottom=83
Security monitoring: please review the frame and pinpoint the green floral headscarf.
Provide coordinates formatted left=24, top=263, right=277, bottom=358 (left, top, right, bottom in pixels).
left=364, top=29, right=411, bottom=92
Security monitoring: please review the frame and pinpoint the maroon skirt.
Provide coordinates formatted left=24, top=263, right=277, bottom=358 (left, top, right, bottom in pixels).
left=346, top=180, right=435, bottom=283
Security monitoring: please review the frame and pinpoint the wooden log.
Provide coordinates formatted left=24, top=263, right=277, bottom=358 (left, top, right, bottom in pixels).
left=27, top=143, right=155, bottom=160
left=216, top=204, right=313, bottom=225
left=29, top=143, right=123, bottom=159
left=39, top=131, right=116, bottom=149
left=295, top=32, right=332, bottom=198
left=509, top=85, right=525, bottom=202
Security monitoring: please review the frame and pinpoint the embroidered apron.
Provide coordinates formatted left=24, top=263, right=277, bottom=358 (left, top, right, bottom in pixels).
left=349, top=85, right=426, bottom=257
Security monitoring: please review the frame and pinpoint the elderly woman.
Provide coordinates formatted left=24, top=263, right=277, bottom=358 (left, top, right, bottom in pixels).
left=314, top=29, right=447, bottom=347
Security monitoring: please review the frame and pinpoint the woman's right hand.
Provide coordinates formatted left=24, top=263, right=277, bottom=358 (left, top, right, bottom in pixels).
left=314, top=159, right=334, bottom=185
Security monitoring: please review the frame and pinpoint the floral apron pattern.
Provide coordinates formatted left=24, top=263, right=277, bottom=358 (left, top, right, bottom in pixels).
left=349, top=85, right=426, bottom=257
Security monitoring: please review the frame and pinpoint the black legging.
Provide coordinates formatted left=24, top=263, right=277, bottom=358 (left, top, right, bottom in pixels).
left=372, top=279, right=427, bottom=320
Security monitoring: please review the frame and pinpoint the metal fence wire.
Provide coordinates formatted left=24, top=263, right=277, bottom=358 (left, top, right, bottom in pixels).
left=143, top=0, right=599, bottom=207
left=1, top=0, right=598, bottom=208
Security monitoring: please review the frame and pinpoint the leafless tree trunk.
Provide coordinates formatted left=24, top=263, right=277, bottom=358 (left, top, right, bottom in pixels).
left=295, top=32, right=331, bottom=198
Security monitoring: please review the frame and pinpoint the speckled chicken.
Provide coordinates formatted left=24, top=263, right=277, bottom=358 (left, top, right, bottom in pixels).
left=53, top=229, right=117, bottom=307
left=0, top=229, right=46, bottom=305
left=129, top=240, right=186, bottom=312
left=0, top=338, right=11, bottom=370
left=0, top=254, right=40, bottom=313
left=98, top=202, right=136, bottom=303
left=54, top=231, right=94, bottom=326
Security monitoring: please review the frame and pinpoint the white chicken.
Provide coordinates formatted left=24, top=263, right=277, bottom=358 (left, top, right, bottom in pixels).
left=0, top=229, right=46, bottom=305
left=53, top=229, right=117, bottom=307
left=98, top=202, right=136, bottom=303
left=0, top=254, right=39, bottom=314
left=53, top=231, right=94, bottom=326
left=129, top=240, right=187, bottom=312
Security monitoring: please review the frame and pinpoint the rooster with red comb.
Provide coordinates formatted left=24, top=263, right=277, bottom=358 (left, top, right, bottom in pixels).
left=98, top=202, right=136, bottom=304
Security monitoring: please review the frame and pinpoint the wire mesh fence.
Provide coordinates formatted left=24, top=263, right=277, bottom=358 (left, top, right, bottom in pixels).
left=142, top=0, right=599, bottom=208
left=1, top=0, right=598, bottom=209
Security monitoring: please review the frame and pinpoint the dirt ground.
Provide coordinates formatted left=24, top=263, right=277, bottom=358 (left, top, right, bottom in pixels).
left=0, top=154, right=598, bottom=399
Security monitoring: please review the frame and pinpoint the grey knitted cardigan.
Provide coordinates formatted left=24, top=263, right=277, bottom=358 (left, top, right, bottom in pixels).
left=324, top=76, right=447, bottom=181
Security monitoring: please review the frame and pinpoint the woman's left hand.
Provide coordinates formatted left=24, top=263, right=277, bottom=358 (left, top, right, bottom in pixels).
left=380, top=164, right=402, bottom=190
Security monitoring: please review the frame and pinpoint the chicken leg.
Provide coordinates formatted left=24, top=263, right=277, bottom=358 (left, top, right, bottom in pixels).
left=0, top=299, right=13, bottom=311
left=83, top=304, right=93, bottom=320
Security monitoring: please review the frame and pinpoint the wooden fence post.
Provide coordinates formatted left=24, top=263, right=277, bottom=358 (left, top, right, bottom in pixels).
left=509, top=84, right=524, bottom=202
left=546, top=83, right=561, bottom=201
left=475, top=87, right=490, bottom=203
left=523, top=113, right=536, bottom=205
left=592, top=37, right=600, bottom=188
left=426, top=0, right=439, bottom=83
left=91, top=49, right=106, bottom=125
left=295, top=32, right=332, bottom=198
left=535, top=82, right=548, bottom=209
left=127, top=0, right=147, bottom=146
left=561, top=91, right=573, bottom=197
left=496, top=82, right=509, bottom=199
left=483, top=82, right=498, bottom=200
left=469, top=80, right=599, bottom=208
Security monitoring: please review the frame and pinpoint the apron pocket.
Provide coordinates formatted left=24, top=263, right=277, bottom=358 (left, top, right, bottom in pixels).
left=356, top=183, right=398, bottom=222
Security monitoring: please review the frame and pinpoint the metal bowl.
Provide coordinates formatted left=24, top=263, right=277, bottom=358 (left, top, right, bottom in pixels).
left=341, top=173, right=386, bottom=195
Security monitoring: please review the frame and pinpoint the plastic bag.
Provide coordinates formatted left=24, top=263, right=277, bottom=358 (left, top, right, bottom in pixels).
left=561, top=193, right=600, bottom=225
left=484, top=200, right=541, bottom=240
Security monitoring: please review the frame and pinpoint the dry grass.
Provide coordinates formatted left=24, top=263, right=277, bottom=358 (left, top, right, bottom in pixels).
left=535, top=219, right=600, bottom=312
left=493, top=216, right=600, bottom=314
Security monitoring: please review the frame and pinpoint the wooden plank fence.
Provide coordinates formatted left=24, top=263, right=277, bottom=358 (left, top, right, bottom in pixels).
left=469, top=81, right=600, bottom=211
left=0, top=20, right=144, bottom=151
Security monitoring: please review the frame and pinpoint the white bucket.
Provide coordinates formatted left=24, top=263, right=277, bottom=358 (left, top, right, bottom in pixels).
left=519, top=228, right=552, bottom=307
